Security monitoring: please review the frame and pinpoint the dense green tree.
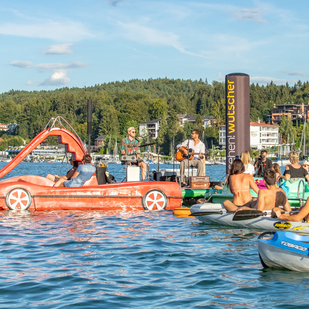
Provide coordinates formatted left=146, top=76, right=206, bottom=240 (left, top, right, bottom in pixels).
left=1, top=77, right=309, bottom=154
left=149, top=98, right=168, bottom=120
left=279, top=114, right=296, bottom=143
left=183, top=121, right=194, bottom=137
left=212, top=99, right=225, bottom=125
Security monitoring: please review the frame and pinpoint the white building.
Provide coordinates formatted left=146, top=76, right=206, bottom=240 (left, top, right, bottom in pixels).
left=177, top=114, right=216, bottom=128
left=219, top=121, right=279, bottom=150
left=0, top=123, right=8, bottom=131
left=139, top=114, right=216, bottom=139
left=139, top=119, right=161, bottom=139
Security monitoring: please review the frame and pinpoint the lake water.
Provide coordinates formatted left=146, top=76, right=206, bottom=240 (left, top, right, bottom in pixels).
left=0, top=162, right=308, bottom=308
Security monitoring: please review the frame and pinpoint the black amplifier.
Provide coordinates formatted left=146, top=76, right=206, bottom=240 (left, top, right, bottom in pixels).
left=121, top=155, right=137, bottom=163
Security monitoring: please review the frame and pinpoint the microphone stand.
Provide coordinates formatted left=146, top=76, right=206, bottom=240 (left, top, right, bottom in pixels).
left=186, top=136, right=190, bottom=187
left=172, top=136, right=175, bottom=179
left=157, top=139, right=160, bottom=181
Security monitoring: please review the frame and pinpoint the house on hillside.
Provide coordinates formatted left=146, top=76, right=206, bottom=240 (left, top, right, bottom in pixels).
left=139, top=114, right=216, bottom=139
left=269, top=103, right=309, bottom=126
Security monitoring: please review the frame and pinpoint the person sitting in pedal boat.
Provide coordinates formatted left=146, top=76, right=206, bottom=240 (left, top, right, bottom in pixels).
left=54, top=154, right=96, bottom=187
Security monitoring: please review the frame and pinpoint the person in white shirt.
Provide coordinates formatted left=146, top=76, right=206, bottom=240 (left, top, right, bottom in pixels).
left=241, top=151, right=255, bottom=175
left=176, top=129, right=208, bottom=186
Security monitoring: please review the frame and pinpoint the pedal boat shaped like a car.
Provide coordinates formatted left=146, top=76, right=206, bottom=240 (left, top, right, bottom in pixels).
left=0, top=118, right=182, bottom=212
left=190, top=203, right=309, bottom=234
left=258, top=231, right=309, bottom=271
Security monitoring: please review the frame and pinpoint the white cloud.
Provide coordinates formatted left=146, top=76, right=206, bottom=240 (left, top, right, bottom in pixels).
left=11, top=60, right=88, bottom=87
left=39, top=70, right=70, bottom=86
left=0, top=20, right=93, bottom=41
left=251, top=76, right=289, bottom=84
left=11, top=61, right=88, bottom=71
left=107, top=0, right=124, bottom=6
left=26, top=80, right=35, bottom=86
left=11, top=61, right=33, bottom=69
left=234, top=8, right=267, bottom=24
left=282, top=71, right=309, bottom=77
left=35, top=61, right=88, bottom=70
left=118, top=21, right=207, bottom=58
left=45, top=43, right=73, bottom=55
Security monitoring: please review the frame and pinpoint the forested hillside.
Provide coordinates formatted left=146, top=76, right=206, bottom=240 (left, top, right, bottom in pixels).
left=0, top=78, right=309, bottom=153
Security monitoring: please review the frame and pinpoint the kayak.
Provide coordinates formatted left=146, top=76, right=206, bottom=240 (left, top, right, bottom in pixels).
left=258, top=231, right=309, bottom=271
left=190, top=203, right=309, bottom=234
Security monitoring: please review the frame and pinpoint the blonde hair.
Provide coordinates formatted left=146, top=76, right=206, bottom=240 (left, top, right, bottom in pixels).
left=272, top=163, right=282, bottom=176
left=289, top=151, right=299, bottom=164
left=241, top=151, right=251, bottom=169
left=127, top=127, right=136, bottom=134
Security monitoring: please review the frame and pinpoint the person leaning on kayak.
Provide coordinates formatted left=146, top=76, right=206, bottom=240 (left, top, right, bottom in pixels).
left=223, top=159, right=259, bottom=212
left=236, top=169, right=291, bottom=213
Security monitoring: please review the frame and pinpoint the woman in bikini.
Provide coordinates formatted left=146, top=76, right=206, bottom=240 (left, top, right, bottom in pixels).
left=223, top=159, right=259, bottom=212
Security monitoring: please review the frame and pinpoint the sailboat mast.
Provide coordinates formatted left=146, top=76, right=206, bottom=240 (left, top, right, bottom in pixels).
left=108, top=136, right=111, bottom=156
left=114, top=137, right=117, bottom=159
left=304, top=116, right=306, bottom=159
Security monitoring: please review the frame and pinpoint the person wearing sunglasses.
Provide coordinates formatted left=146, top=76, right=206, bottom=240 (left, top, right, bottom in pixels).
left=121, top=127, right=147, bottom=180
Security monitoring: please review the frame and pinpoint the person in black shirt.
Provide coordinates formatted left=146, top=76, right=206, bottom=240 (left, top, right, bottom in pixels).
left=281, top=151, right=309, bottom=181
left=254, top=150, right=272, bottom=177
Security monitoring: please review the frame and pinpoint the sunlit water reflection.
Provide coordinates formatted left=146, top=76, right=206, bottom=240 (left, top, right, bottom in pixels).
left=0, top=163, right=308, bottom=308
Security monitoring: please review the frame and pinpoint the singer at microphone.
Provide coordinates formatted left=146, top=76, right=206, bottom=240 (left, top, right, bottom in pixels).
left=176, top=129, right=208, bottom=187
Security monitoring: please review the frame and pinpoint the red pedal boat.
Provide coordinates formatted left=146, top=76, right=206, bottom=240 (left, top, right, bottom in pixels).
left=0, top=118, right=182, bottom=212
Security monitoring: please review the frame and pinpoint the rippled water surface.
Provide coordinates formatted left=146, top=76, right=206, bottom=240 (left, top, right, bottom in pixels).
left=0, top=163, right=309, bottom=308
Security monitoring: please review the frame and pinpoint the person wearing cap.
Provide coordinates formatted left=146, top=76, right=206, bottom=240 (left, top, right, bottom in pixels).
left=121, top=127, right=147, bottom=180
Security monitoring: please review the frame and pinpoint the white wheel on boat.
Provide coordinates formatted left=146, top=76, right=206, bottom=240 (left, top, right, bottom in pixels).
left=142, top=189, right=167, bottom=211
left=5, top=188, right=32, bottom=210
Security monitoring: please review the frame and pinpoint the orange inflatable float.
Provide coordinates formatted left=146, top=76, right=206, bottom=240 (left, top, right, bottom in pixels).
left=0, top=118, right=182, bottom=212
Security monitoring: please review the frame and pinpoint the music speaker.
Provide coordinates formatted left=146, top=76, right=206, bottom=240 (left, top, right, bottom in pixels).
left=190, top=176, right=210, bottom=189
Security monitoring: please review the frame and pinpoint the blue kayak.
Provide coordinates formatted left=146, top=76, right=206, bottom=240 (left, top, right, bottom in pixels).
left=258, top=231, right=309, bottom=271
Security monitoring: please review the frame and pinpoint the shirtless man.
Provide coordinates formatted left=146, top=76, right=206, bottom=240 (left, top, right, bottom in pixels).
left=223, top=159, right=259, bottom=212
left=238, top=169, right=291, bottom=212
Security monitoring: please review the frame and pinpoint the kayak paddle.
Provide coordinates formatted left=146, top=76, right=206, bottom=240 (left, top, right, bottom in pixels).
left=190, top=210, right=224, bottom=216
left=232, top=209, right=265, bottom=221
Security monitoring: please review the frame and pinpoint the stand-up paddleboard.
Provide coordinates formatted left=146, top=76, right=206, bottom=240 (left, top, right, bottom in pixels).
left=258, top=231, right=309, bottom=271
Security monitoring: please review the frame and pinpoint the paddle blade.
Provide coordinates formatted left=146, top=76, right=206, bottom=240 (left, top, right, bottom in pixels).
left=189, top=210, right=223, bottom=216
left=232, top=210, right=264, bottom=221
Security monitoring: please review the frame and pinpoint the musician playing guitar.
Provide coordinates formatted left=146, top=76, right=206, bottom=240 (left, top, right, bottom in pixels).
left=176, top=129, right=208, bottom=187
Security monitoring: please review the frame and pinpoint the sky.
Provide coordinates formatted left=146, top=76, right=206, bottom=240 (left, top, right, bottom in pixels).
left=0, top=0, right=309, bottom=94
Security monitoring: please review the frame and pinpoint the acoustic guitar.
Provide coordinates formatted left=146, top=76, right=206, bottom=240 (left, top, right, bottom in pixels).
left=176, top=146, right=194, bottom=162
left=176, top=146, right=209, bottom=162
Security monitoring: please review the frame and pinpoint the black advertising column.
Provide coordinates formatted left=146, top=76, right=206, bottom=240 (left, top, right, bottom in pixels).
left=225, top=73, right=250, bottom=174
